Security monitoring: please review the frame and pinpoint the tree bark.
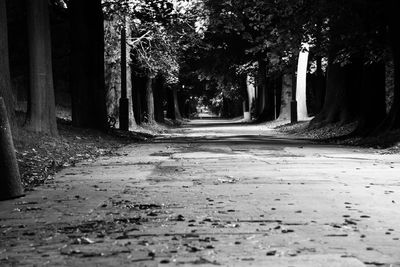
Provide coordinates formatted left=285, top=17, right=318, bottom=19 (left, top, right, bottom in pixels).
left=374, top=0, right=400, bottom=132
left=310, top=56, right=359, bottom=127
left=353, top=63, right=386, bottom=135
left=256, top=59, right=266, bottom=117
left=278, top=73, right=292, bottom=121
left=26, top=0, right=58, bottom=136
left=145, top=75, right=155, bottom=123
left=69, top=0, right=107, bottom=130
left=0, top=97, right=24, bottom=200
left=132, top=75, right=146, bottom=124
left=153, top=76, right=165, bottom=123
left=0, top=0, right=16, bottom=133
left=296, top=44, right=309, bottom=120
left=314, top=56, right=326, bottom=113
left=119, top=23, right=129, bottom=130
left=256, top=59, right=275, bottom=122
left=172, top=87, right=182, bottom=120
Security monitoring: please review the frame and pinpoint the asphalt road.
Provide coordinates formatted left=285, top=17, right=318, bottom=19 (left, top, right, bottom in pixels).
left=1, top=119, right=400, bottom=266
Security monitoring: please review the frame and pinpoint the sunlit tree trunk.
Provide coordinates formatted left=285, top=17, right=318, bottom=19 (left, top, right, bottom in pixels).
left=296, top=44, right=309, bottom=120
left=69, top=0, right=107, bottom=130
left=0, top=0, right=16, bottom=133
left=26, top=0, right=58, bottom=136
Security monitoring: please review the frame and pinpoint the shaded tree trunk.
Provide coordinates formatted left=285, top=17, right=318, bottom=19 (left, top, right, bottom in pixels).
left=172, top=87, right=182, bottom=120
left=256, top=59, right=266, bottom=117
left=145, top=75, right=155, bottom=123
left=310, top=56, right=359, bottom=127
left=278, top=73, right=292, bottom=121
left=314, top=56, right=326, bottom=113
left=69, top=0, right=107, bottom=130
left=131, top=75, right=146, bottom=124
left=353, top=63, right=386, bottom=135
left=153, top=76, right=165, bottom=123
left=0, top=0, right=16, bottom=132
left=375, top=0, right=400, bottom=132
left=26, top=0, right=58, bottom=136
left=256, top=59, right=275, bottom=122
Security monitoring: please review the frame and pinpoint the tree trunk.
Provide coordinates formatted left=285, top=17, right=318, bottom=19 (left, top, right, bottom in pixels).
left=125, top=38, right=136, bottom=129
left=0, top=0, right=16, bottom=133
left=353, top=63, right=386, bottom=135
left=172, top=87, right=182, bottom=120
left=310, top=56, right=359, bottom=127
left=256, top=59, right=275, bottom=122
left=256, top=59, right=266, bottom=117
left=0, top=97, right=24, bottom=200
left=26, top=0, right=58, bottom=136
left=278, top=73, right=292, bottom=121
left=145, top=75, right=155, bottom=123
left=132, top=75, right=146, bottom=125
left=314, top=56, right=326, bottom=113
left=374, top=0, right=400, bottom=132
left=296, top=44, right=309, bottom=120
left=246, top=74, right=256, bottom=118
left=69, top=0, right=107, bottom=130
left=153, top=76, right=165, bottom=123
left=119, top=23, right=129, bottom=131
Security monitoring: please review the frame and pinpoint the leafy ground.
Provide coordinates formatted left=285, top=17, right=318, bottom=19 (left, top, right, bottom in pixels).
left=276, top=120, right=400, bottom=153
left=13, top=120, right=163, bottom=190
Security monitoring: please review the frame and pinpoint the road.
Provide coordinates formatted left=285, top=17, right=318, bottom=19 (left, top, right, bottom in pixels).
left=1, top=119, right=400, bottom=266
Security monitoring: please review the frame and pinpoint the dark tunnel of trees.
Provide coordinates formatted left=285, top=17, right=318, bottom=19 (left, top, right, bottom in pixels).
left=0, top=0, right=399, bottom=139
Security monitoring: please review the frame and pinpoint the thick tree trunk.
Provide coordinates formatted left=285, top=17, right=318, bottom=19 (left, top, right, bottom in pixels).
left=310, top=57, right=359, bottom=127
left=69, top=0, right=107, bottom=130
left=26, top=0, right=58, bottom=136
left=132, top=75, right=146, bottom=124
left=353, top=63, right=386, bottom=135
left=0, top=97, right=24, bottom=200
left=375, top=0, right=400, bottom=132
left=145, top=75, right=155, bottom=123
left=296, top=44, right=309, bottom=120
left=0, top=0, right=16, bottom=133
left=278, top=73, right=292, bottom=121
left=256, top=59, right=275, bottom=122
left=119, top=23, right=129, bottom=131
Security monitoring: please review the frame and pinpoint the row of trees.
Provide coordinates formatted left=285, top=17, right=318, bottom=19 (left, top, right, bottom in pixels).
left=1, top=0, right=203, bottom=138
left=1, top=0, right=108, bottom=136
left=189, top=0, right=399, bottom=136
left=1, top=0, right=399, bottom=138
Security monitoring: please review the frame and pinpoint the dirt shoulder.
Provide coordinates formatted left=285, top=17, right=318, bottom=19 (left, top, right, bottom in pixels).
left=13, top=120, right=161, bottom=189
left=275, top=120, right=400, bottom=153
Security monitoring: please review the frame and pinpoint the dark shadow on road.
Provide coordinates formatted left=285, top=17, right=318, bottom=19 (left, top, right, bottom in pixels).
left=154, top=134, right=342, bottom=149
left=180, top=120, right=250, bottom=129
left=156, top=119, right=348, bottom=149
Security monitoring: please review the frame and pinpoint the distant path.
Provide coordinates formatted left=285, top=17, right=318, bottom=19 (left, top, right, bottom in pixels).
left=1, top=119, right=399, bottom=266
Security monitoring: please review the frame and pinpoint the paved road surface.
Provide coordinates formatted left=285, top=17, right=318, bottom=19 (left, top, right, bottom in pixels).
left=1, top=120, right=400, bottom=266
